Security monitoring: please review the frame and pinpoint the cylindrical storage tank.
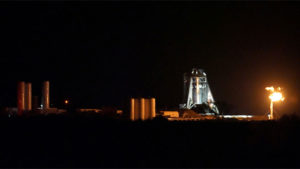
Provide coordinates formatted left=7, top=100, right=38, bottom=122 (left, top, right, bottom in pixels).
left=25, top=83, right=32, bottom=111
left=130, top=98, right=135, bottom=121
left=140, top=98, right=145, bottom=121
left=144, top=99, right=150, bottom=120
left=42, top=81, right=50, bottom=109
left=150, top=98, right=156, bottom=119
left=17, top=81, right=25, bottom=115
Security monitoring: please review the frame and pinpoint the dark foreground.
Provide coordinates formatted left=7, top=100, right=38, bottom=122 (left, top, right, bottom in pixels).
left=0, top=114, right=300, bottom=168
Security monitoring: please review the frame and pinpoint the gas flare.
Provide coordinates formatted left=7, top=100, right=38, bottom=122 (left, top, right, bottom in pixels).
left=265, top=86, right=284, bottom=102
left=265, top=86, right=285, bottom=120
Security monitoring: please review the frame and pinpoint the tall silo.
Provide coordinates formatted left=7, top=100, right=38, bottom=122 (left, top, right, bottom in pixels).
left=140, top=98, right=145, bottom=120
left=150, top=98, right=156, bottom=119
left=130, top=98, right=156, bottom=121
left=130, top=98, right=135, bottom=121
left=17, top=81, right=25, bottom=115
left=41, top=81, right=50, bottom=109
left=25, top=82, right=32, bottom=111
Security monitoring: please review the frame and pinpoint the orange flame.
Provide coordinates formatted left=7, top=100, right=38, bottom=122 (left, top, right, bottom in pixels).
left=265, top=86, right=284, bottom=102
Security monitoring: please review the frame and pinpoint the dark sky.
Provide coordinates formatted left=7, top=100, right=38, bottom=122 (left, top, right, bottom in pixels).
left=0, top=2, right=299, bottom=115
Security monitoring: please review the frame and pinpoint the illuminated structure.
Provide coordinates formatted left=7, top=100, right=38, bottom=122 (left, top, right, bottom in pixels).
left=130, top=98, right=156, bottom=121
left=17, top=81, right=25, bottom=115
left=265, top=86, right=284, bottom=120
left=17, top=81, right=32, bottom=115
left=160, top=111, right=179, bottom=118
left=25, top=83, right=32, bottom=111
left=41, top=81, right=50, bottom=109
left=180, top=68, right=219, bottom=114
left=16, top=81, right=67, bottom=115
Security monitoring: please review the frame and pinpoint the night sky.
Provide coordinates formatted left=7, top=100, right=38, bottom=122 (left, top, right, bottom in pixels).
left=0, top=2, right=299, bottom=115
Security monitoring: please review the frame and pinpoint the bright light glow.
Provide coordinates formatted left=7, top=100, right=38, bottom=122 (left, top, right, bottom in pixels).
left=265, top=86, right=285, bottom=120
left=265, top=86, right=284, bottom=102
left=64, top=100, right=69, bottom=104
left=269, top=92, right=284, bottom=102
left=222, top=115, right=253, bottom=118
left=265, top=86, right=274, bottom=92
